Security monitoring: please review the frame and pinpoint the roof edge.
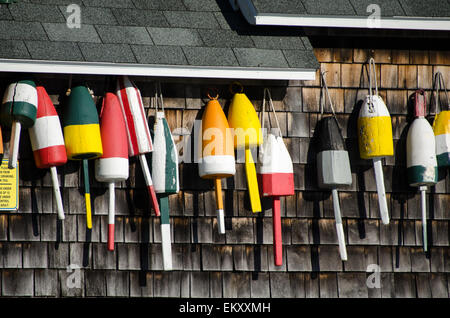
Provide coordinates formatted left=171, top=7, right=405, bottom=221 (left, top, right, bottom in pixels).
left=236, top=0, right=450, bottom=31
left=0, top=58, right=317, bottom=81
left=255, top=14, right=450, bottom=31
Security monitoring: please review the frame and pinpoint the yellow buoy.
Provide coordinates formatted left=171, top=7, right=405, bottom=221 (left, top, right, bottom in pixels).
left=357, top=58, right=393, bottom=225
left=227, top=82, right=262, bottom=213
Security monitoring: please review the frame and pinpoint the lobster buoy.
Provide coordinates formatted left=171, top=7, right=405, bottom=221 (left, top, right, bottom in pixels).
left=357, top=58, right=393, bottom=225
left=257, top=88, right=294, bottom=266
left=317, top=116, right=352, bottom=261
left=199, top=93, right=235, bottom=234
left=431, top=72, right=450, bottom=167
left=63, top=85, right=103, bottom=229
left=1, top=79, right=38, bottom=169
left=95, top=92, right=129, bottom=251
left=407, top=90, right=437, bottom=252
left=152, top=85, right=179, bottom=270
left=228, top=82, right=262, bottom=213
left=29, top=86, right=67, bottom=220
left=116, top=76, right=160, bottom=216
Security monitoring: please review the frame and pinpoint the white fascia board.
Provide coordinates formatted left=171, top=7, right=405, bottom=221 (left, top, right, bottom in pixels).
left=0, top=58, right=317, bottom=81
left=255, top=14, right=450, bottom=31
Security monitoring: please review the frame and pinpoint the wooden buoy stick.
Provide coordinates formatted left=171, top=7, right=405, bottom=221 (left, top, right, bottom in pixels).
left=108, top=182, right=115, bottom=251
left=214, top=178, right=225, bottom=234
left=83, top=159, right=92, bottom=229
left=50, top=166, right=65, bottom=220
left=272, top=196, right=282, bottom=266
left=372, top=157, right=389, bottom=225
left=420, top=186, right=427, bottom=252
left=9, top=121, right=21, bottom=169
left=245, top=148, right=261, bottom=213
left=332, top=189, right=347, bottom=261
left=160, top=195, right=172, bottom=270
left=139, top=154, right=160, bottom=216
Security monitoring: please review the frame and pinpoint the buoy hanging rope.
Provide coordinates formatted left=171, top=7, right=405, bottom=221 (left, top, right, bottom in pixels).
left=261, top=88, right=282, bottom=137
left=432, top=72, right=449, bottom=114
left=368, top=57, right=379, bottom=106
left=320, top=71, right=337, bottom=118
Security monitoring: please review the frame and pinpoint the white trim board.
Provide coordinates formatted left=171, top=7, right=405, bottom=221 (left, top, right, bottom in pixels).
left=0, top=58, right=316, bottom=81
left=234, top=0, right=450, bottom=31
left=255, top=14, right=450, bottom=31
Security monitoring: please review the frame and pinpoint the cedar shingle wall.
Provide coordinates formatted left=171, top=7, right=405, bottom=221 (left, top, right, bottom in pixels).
left=0, top=48, right=449, bottom=298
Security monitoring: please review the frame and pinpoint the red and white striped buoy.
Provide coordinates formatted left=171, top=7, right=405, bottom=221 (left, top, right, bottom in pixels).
left=29, top=86, right=67, bottom=220
left=116, top=76, right=159, bottom=216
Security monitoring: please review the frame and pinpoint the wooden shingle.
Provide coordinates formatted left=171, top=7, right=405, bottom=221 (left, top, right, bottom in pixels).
left=0, top=243, right=22, bottom=268
left=190, top=271, right=210, bottom=298
left=250, top=272, right=270, bottom=298
left=34, top=269, right=58, bottom=297
left=129, top=271, right=153, bottom=297
left=222, top=272, right=250, bottom=298
left=319, top=273, right=338, bottom=298
left=2, top=269, right=34, bottom=296
left=393, top=273, right=416, bottom=298
left=23, top=242, right=48, bottom=268
left=337, top=273, right=369, bottom=298
left=210, top=272, right=223, bottom=298
left=106, top=271, right=129, bottom=297
left=85, top=270, right=106, bottom=297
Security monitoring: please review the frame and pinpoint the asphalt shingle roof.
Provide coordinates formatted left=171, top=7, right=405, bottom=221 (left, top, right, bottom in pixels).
left=0, top=0, right=319, bottom=71
left=250, top=0, right=450, bottom=17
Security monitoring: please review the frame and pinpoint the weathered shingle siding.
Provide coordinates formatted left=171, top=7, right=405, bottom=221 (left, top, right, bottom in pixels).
left=0, top=48, right=449, bottom=298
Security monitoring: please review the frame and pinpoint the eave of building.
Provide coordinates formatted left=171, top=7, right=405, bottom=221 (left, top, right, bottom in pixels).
left=235, top=0, right=450, bottom=31
left=0, top=59, right=317, bottom=81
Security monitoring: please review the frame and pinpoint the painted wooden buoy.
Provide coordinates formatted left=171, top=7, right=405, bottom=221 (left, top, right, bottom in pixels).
left=63, top=85, right=103, bottom=229
left=317, top=116, right=352, bottom=261
left=95, top=92, right=129, bottom=251
left=1, top=79, right=37, bottom=169
left=227, top=83, right=262, bottom=213
left=29, top=86, right=67, bottom=220
left=407, top=90, right=437, bottom=252
left=199, top=94, right=235, bottom=234
left=357, top=58, right=393, bottom=225
left=116, top=76, right=160, bottom=216
left=257, top=88, right=294, bottom=266
left=432, top=72, right=450, bottom=167
left=151, top=87, right=179, bottom=270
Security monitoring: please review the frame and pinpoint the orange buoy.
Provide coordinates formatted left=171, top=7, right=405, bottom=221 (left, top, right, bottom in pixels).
left=199, top=92, right=235, bottom=234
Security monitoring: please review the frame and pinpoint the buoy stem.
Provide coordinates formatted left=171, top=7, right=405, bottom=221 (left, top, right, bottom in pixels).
left=83, top=159, right=92, bottom=229
left=9, top=121, right=21, bottom=169
left=139, top=154, right=160, bottom=216
left=50, top=166, right=65, bottom=220
left=245, top=148, right=261, bottom=213
left=273, top=196, right=283, bottom=266
left=159, top=196, right=172, bottom=271
left=214, top=178, right=225, bottom=234
left=372, top=158, right=390, bottom=225
left=420, top=186, right=428, bottom=252
left=332, top=189, right=347, bottom=261
left=108, top=182, right=115, bottom=251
